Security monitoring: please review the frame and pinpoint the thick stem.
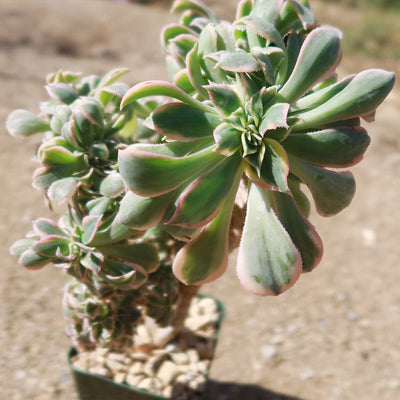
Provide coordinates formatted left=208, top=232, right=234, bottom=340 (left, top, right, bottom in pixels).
left=170, top=283, right=200, bottom=332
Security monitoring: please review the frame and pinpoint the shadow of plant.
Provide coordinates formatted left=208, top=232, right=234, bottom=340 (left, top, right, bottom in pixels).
left=205, top=380, right=306, bottom=400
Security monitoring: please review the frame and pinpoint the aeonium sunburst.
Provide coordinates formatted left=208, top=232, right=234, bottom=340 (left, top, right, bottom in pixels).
left=117, top=16, right=394, bottom=296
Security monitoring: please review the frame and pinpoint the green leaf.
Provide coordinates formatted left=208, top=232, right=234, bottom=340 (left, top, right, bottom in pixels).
left=250, top=0, right=283, bottom=22
left=18, top=249, right=49, bottom=270
left=206, top=84, right=242, bottom=115
left=173, top=69, right=195, bottom=94
left=236, top=0, right=254, bottom=19
left=186, top=45, right=209, bottom=100
left=161, top=24, right=197, bottom=49
left=279, top=27, right=341, bottom=103
left=121, top=80, right=213, bottom=113
left=214, top=51, right=261, bottom=73
left=86, top=197, right=114, bottom=216
left=172, top=0, right=218, bottom=22
left=167, top=155, right=243, bottom=228
left=293, top=69, right=395, bottom=131
left=46, top=83, right=79, bottom=105
left=6, top=109, right=50, bottom=137
left=81, top=215, right=102, bottom=245
left=172, top=167, right=241, bottom=285
left=100, top=259, right=147, bottom=290
left=272, top=191, right=323, bottom=272
left=48, top=177, right=79, bottom=205
left=198, top=25, right=230, bottom=84
left=293, top=75, right=354, bottom=111
left=242, top=16, right=286, bottom=50
left=246, top=138, right=289, bottom=192
left=99, top=173, right=125, bottom=198
left=259, top=103, right=289, bottom=134
left=119, top=143, right=221, bottom=196
left=289, top=156, right=356, bottom=216
left=40, top=146, right=81, bottom=166
left=10, top=238, right=36, bottom=258
left=147, top=102, right=216, bottom=141
left=214, top=123, right=242, bottom=156
left=283, top=127, right=370, bottom=167
left=97, top=67, right=130, bottom=89
left=99, top=243, right=159, bottom=273
left=236, top=183, right=302, bottom=296
left=32, top=235, right=70, bottom=258
left=80, top=251, right=103, bottom=274
left=117, top=191, right=173, bottom=230
left=33, top=218, right=67, bottom=237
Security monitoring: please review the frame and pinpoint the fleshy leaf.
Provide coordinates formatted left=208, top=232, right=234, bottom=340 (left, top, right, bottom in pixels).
left=214, top=123, right=242, bottom=156
left=46, top=83, right=79, bottom=105
left=289, top=156, right=356, bottom=216
left=99, top=173, right=125, bottom=198
left=117, top=191, right=173, bottom=230
left=121, top=80, right=212, bottom=113
left=33, top=218, right=67, bottom=237
left=259, top=102, right=289, bottom=134
left=282, top=126, right=370, bottom=167
left=271, top=191, right=323, bottom=272
left=242, top=16, right=286, bottom=50
left=236, top=183, right=302, bottom=296
left=206, top=84, right=242, bottom=115
left=99, top=243, right=159, bottom=273
left=100, top=259, right=147, bottom=290
left=48, top=177, right=79, bottom=205
left=293, top=69, right=395, bottom=131
left=279, top=27, right=341, bottom=103
left=172, top=167, right=241, bottom=285
left=6, top=110, right=50, bottom=137
left=214, top=51, right=261, bottom=73
left=167, top=155, right=243, bottom=228
left=147, top=102, right=217, bottom=141
left=119, top=143, right=221, bottom=196
left=246, top=138, right=289, bottom=192
left=18, top=249, right=49, bottom=270
left=10, top=238, right=36, bottom=258
left=81, top=215, right=102, bottom=245
left=32, top=235, right=70, bottom=258
left=186, top=45, right=209, bottom=100
left=80, top=251, right=103, bottom=274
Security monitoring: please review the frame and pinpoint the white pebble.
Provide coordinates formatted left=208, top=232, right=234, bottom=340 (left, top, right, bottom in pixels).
left=259, top=345, right=278, bottom=360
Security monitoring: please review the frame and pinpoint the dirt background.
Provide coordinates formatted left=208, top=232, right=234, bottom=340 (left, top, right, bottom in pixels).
left=0, top=1, right=399, bottom=399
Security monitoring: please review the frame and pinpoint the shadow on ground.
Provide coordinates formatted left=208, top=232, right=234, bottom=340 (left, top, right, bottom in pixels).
left=206, top=381, right=306, bottom=400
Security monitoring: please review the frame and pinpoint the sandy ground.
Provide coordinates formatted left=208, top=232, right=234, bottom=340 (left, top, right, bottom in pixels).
left=1, top=1, right=399, bottom=399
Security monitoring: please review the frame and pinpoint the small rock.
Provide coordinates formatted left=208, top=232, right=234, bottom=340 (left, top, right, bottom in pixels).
left=89, top=367, right=112, bottom=378
left=137, top=377, right=159, bottom=392
left=185, top=314, right=219, bottom=331
left=197, top=298, right=218, bottom=315
left=105, top=358, right=125, bottom=372
left=171, top=352, right=190, bottom=365
left=162, top=385, right=173, bottom=398
left=108, top=352, right=129, bottom=364
left=126, top=373, right=145, bottom=387
left=128, top=362, right=144, bottom=376
left=187, top=349, right=200, bottom=364
left=299, top=368, right=314, bottom=380
left=270, top=334, right=286, bottom=345
left=134, top=325, right=153, bottom=351
left=157, top=360, right=180, bottom=385
left=114, top=372, right=126, bottom=384
left=259, top=345, right=278, bottom=360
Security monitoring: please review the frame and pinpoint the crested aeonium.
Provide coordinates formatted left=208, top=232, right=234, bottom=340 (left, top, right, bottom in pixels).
left=118, top=0, right=395, bottom=296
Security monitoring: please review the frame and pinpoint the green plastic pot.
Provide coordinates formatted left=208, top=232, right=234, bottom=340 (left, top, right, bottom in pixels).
left=68, top=295, right=225, bottom=400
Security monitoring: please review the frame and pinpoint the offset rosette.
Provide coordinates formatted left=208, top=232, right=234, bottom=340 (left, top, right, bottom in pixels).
left=119, top=0, right=394, bottom=295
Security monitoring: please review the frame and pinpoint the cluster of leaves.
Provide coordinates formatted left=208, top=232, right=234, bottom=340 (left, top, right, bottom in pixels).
left=118, top=0, right=394, bottom=295
left=7, top=70, right=181, bottom=350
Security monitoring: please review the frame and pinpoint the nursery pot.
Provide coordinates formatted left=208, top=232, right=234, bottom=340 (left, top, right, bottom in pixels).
left=68, top=295, right=225, bottom=400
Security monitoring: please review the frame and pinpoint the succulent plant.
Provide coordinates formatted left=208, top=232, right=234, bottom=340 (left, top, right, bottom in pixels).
left=118, top=0, right=395, bottom=295
left=7, top=0, right=395, bottom=363
left=7, top=69, right=184, bottom=351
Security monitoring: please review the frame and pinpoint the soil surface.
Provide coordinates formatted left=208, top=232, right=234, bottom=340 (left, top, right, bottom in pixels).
left=1, top=1, right=399, bottom=400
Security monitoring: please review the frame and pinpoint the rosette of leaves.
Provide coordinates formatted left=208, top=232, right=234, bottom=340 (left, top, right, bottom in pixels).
left=118, top=0, right=395, bottom=295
